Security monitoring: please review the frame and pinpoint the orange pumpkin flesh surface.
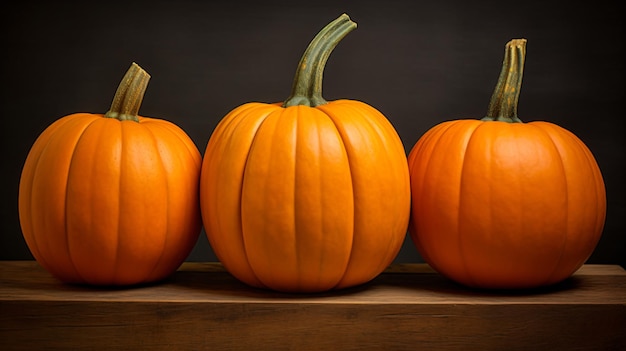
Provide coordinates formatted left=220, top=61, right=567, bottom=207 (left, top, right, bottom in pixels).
left=408, top=39, right=606, bottom=289
left=18, top=63, right=202, bottom=285
left=200, top=14, right=410, bottom=292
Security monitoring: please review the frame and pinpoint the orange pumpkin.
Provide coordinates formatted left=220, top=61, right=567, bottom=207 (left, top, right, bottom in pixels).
left=408, top=39, right=606, bottom=289
left=18, top=63, right=202, bottom=285
left=200, top=14, right=410, bottom=292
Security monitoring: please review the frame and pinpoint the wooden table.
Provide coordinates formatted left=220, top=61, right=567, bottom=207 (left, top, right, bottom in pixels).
left=1, top=261, right=625, bottom=350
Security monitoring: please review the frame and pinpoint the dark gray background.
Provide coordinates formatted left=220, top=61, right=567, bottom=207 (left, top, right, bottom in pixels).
left=2, top=0, right=624, bottom=267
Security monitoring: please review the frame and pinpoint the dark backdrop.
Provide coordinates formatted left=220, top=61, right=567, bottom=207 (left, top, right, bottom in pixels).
left=2, top=0, right=624, bottom=267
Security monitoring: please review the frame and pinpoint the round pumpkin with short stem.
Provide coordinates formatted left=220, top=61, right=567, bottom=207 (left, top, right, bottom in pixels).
left=18, top=63, right=202, bottom=286
left=200, top=14, right=410, bottom=293
left=408, top=39, right=606, bottom=289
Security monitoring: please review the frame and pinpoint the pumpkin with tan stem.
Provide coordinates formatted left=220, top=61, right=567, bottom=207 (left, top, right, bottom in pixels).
left=18, top=63, right=202, bottom=286
left=200, top=14, right=410, bottom=292
left=408, top=39, right=606, bottom=289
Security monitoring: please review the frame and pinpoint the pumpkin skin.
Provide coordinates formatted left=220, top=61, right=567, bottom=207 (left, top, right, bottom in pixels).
left=18, top=63, right=202, bottom=285
left=408, top=39, right=606, bottom=289
left=200, top=15, right=410, bottom=292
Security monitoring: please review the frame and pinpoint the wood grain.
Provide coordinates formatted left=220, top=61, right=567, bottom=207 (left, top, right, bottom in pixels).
left=1, top=261, right=625, bottom=350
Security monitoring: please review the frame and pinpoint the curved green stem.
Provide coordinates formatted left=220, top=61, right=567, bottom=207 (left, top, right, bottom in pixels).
left=482, top=39, right=527, bottom=123
left=283, top=14, right=357, bottom=108
left=104, top=62, right=150, bottom=122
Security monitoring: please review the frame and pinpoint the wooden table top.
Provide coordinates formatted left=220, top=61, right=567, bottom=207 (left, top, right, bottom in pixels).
left=2, top=261, right=625, bottom=351
left=2, top=261, right=625, bottom=305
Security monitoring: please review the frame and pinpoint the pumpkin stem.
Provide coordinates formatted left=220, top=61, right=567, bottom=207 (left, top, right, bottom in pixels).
left=104, top=62, right=151, bottom=122
left=482, top=39, right=526, bottom=123
left=282, top=14, right=357, bottom=108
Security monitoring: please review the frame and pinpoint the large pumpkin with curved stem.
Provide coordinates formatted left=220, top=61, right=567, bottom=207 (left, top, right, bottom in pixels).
left=408, top=39, right=606, bottom=289
left=18, top=63, right=202, bottom=286
left=200, top=14, right=410, bottom=293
